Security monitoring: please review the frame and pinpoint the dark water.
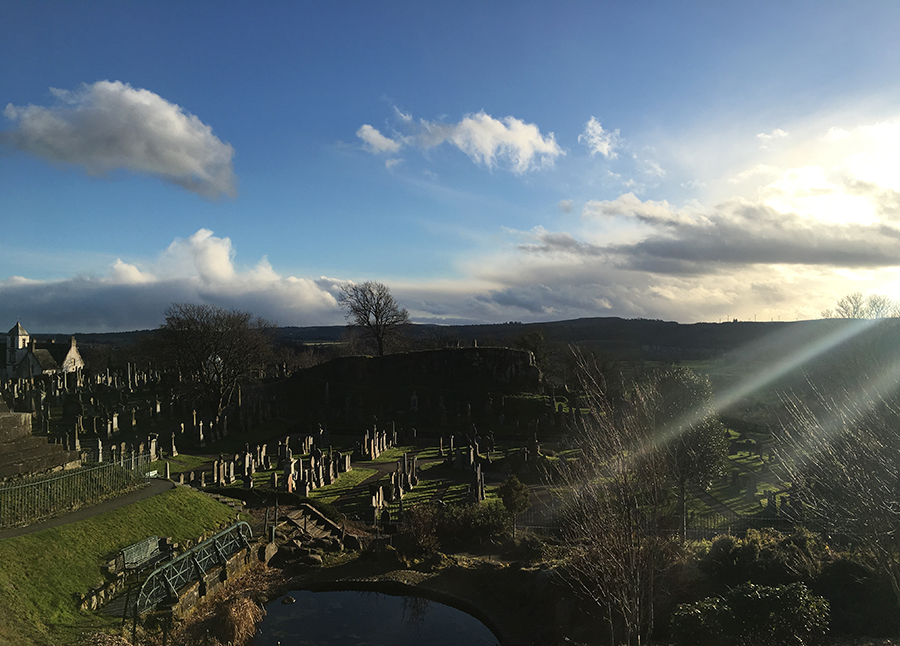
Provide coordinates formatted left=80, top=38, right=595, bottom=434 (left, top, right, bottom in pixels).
left=254, top=590, right=499, bottom=646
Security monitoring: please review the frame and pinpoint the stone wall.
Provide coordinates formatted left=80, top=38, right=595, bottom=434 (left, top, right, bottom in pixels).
left=173, top=545, right=254, bottom=618
left=0, top=399, right=79, bottom=480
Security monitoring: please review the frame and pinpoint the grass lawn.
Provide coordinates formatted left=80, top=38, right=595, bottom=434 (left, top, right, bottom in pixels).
left=412, top=446, right=443, bottom=460
left=442, top=482, right=472, bottom=503
left=706, top=478, right=765, bottom=515
left=364, top=445, right=418, bottom=464
left=390, top=479, right=444, bottom=508
left=417, top=460, right=447, bottom=473
left=0, top=486, right=238, bottom=646
left=308, top=467, right=380, bottom=506
left=156, top=452, right=210, bottom=474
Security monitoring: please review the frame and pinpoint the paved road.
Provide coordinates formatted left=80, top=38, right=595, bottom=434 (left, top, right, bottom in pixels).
left=0, top=478, right=175, bottom=540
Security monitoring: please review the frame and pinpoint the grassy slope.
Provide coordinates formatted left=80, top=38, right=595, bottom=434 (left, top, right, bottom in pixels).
left=0, top=486, right=237, bottom=646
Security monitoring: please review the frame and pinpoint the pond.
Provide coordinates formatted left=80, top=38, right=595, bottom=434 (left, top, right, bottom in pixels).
left=254, top=590, right=499, bottom=646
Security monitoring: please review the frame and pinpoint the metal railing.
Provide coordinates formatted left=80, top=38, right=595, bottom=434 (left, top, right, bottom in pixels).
left=134, top=521, right=252, bottom=615
left=514, top=502, right=808, bottom=538
left=0, top=453, right=152, bottom=530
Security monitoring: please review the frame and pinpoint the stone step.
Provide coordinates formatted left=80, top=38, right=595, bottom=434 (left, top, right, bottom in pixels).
left=284, top=510, right=337, bottom=540
left=203, top=492, right=246, bottom=511
left=307, top=523, right=332, bottom=540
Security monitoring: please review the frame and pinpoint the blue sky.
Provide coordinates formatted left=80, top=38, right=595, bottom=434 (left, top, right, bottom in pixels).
left=4, top=1, right=900, bottom=332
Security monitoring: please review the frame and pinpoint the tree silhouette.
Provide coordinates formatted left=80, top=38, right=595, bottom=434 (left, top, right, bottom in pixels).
left=154, top=303, right=274, bottom=421
left=339, top=281, right=410, bottom=356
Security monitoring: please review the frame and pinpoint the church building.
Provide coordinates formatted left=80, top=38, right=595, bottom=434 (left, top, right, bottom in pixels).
left=4, top=322, right=85, bottom=379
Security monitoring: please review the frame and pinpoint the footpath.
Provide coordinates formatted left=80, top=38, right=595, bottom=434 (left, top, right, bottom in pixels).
left=0, top=478, right=175, bottom=540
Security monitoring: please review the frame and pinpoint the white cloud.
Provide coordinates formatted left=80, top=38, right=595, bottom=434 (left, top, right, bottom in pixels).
left=558, top=199, right=574, bottom=213
left=393, top=107, right=413, bottom=122
left=757, top=128, right=789, bottom=142
left=413, top=115, right=900, bottom=325
left=160, top=229, right=236, bottom=283
left=0, top=229, right=342, bottom=331
left=356, top=124, right=402, bottom=154
left=728, top=163, right=781, bottom=185
left=425, top=111, right=564, bottom=173
left=1, top=81, right=236, bottom=199
left=107, top=259, right=155, bottom=284
left=643, top=159, right=666, bottom=178
left=358, top=109, right=564, bottom=174
left=579, top=116, right=621, bottom=159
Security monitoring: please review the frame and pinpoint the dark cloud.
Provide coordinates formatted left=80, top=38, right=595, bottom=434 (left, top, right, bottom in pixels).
left=519, top=231, right=605, bottom=256
left=0, top=275, right=344, bottom=332
left=572, top=195, right=900, bottom=274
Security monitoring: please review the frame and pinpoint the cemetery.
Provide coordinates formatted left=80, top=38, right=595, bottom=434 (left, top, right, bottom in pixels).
left=0, top=316, right=898, bottom=646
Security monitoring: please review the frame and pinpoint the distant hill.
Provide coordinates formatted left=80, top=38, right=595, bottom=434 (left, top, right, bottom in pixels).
left=35, top=316, right=896, bottom=365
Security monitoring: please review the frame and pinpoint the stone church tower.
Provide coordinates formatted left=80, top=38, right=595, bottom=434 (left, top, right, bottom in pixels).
left=6, top=322, right=30, bottom=370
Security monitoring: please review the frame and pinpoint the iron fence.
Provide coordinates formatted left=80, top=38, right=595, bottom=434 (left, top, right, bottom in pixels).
left=515, top=506, right=803, bottom=540
left=134, top=521, right=252, bottom=615
left=0, top=453, right=152, bottom=530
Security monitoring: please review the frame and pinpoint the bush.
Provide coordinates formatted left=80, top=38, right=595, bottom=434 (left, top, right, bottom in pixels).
left=670, top=596, right=734, bottom=646
left=398, top=501, right=511, bottom=554
left=814, top=557, right=900, bottom=637
left=671, top=582, right=829, bottom=646
left=700, top=528, right=829, bottom=588
left=401, top=503, right=441, bottom=555
left=434, top=500, right=510, bottom=550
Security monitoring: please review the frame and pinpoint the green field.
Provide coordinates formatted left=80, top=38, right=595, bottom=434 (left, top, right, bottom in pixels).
left=0, top=487, right=238, bottom=646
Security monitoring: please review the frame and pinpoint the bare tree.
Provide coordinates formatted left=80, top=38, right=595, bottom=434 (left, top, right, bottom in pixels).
left=780, top=379, right=900, bottom=612
left=338, top=281, right=410, bottom=356
left=556, top=353, right=680, bottom=645
left=154, top=303, right=275, bottom=421
left=821, top=292, right=899, bottom=318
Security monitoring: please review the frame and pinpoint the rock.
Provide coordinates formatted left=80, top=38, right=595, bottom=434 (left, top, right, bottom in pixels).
left=302, top=553, right=323, bottom=566
left=343, top=534, right=361, bottom=551
left=259, top=542, right=278, bottom=565
left=281, top=595, right=295, bottom=604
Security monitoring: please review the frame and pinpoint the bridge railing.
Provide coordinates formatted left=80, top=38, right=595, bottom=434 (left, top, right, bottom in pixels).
left=135, top=521, right=253, bottom=616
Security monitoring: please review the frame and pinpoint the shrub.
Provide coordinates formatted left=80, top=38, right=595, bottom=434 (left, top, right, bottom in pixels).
left=497, top=475, right=531, bottom=517
left=670, top=582, right=829, bottom=646
left=700, top=528, right=830, bottom=589
left=435, top=500, right=510, bottom=550
left=401, top=503, right=441, bottom=554
left=398, top=501, right=511, bottom=554
left=670, top=596, right=733, bottom=646
left=814, top=557, right=900, bottom=637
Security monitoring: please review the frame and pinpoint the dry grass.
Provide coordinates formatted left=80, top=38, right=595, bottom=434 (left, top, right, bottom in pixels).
left=81, top=563, right=285, bottom=646
left=168, top=563, right=283, bottom=646
left=211, top=596, right=264, bottom=645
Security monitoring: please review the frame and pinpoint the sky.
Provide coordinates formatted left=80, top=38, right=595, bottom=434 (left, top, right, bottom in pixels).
left=4, top=1, right=900, bottom=332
